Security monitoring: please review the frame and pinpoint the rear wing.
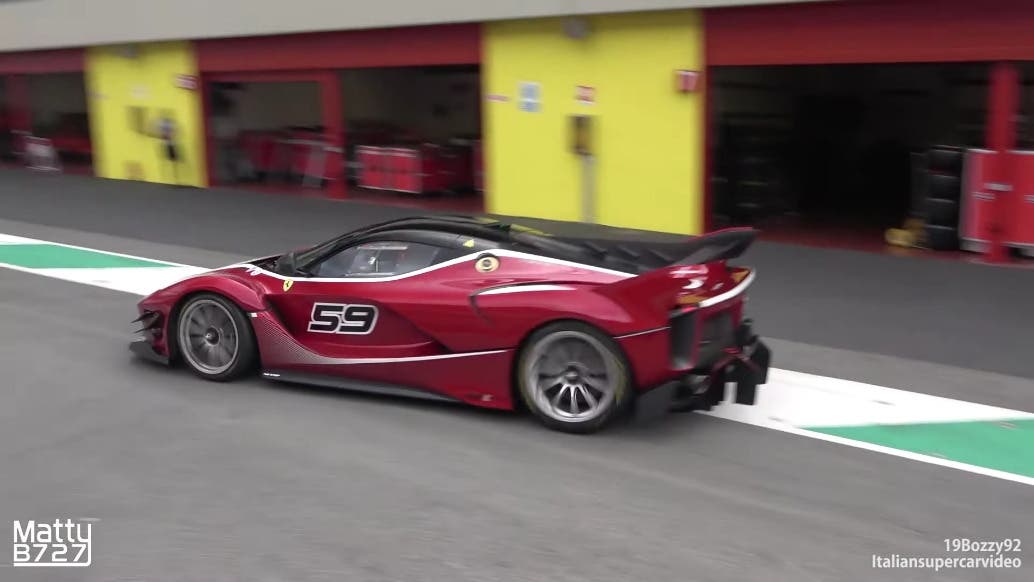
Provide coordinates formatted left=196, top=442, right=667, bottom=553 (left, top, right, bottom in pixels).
left=670, top=227, right=758, bottom=266
left=596, top=227, right=759, bottom=316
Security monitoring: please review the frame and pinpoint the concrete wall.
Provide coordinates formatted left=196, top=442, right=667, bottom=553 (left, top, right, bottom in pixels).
left=484, top=10, right=706, bottom=235
left=341, top=68, right=481, bottom=141
left=232, top=82, right=323, bottom=131
left=27, top=73, right=87, bottom=131
left=0, top=0, right=826, bottom=52
left=223, top=69, right=480, bottom=140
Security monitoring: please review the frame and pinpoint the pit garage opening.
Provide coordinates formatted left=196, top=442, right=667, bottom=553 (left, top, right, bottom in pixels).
left=711, top=63, right=992, bottom=252
left=208, top=65, right=483, bottom=212
left=27, top=73, right=92, bottom=173
left=209, top=80, right=323, bottom=188
left=0, top=72, right=91, bottom=173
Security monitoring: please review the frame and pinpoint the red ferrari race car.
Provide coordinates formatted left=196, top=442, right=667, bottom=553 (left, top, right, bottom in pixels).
left=130, top=215, right=770, bottom=433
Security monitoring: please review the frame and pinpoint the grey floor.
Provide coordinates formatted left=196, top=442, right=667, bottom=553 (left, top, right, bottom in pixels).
left=1, top=170, right=1032, bottom=581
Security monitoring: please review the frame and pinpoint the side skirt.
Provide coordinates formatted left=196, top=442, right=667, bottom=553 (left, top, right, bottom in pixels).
left=260, top=370, right=462, bottom=405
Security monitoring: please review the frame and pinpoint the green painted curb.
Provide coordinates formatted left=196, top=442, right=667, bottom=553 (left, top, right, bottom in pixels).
left=0, top=244, right=172, bottom=269
left=807, top=419, right=1034, bottom=478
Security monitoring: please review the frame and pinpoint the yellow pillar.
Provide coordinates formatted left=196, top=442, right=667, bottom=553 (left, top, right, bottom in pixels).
left=483, top=11, right=706, bottom=234
left=85, top=41, right=206, bottom=187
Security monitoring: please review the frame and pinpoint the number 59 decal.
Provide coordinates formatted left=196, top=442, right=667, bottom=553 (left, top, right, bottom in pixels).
left=307, top=303, right=379, bottom=335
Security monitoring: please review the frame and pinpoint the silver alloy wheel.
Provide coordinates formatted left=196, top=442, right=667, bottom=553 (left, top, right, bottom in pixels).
left=178, top=299, right=240, bottom=375
left=523, top=330, right=620, bottom=423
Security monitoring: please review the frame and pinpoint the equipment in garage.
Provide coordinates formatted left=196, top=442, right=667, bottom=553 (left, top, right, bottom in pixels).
left=208, top=66, right=483, bottom=205
left=711, top=63, right=989, bottom=249
left=347, top=66, right=482, bottom=199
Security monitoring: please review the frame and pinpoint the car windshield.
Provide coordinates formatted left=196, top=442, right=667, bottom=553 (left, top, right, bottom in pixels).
left=272, top=216, right=583, bottom=276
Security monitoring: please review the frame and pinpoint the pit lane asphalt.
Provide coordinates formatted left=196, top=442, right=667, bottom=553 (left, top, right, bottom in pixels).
left=3, top=264, right=1034, bottom=582
left=2, top=179, right=1033, bottom=581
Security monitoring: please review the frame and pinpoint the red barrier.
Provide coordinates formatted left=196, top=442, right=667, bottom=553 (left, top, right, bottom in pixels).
left=357, top=146, right=384, bottom=189
left=391, top=147, right=419, bottom=192
left=355, top=142, right=475, bottom=194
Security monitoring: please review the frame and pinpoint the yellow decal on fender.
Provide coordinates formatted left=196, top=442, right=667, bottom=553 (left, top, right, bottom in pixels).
left=283, top=279, right=294, bottom=292
left=463, top=239, right=476, bottom=248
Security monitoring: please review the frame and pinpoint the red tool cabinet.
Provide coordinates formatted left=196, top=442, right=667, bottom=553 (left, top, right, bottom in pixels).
left=355, top=142, right=475, bottom=194
left=961, top=148, right=1034, bottom=256
left=1008, top=150, right=1034, bottom=254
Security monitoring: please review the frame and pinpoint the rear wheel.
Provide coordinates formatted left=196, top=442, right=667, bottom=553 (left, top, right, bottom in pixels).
left=175, top=293, right=257, bottom=381
left=517, top=322, right=632, bottom=434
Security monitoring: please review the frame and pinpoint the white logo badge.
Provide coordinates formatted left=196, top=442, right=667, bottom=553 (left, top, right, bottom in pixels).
left=12, top=519, right=93, bottom=567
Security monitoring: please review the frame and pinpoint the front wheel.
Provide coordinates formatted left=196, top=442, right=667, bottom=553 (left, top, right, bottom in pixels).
left=517, top=322, right=633, bottom=434
left=175, top=293, right=257, bottom=382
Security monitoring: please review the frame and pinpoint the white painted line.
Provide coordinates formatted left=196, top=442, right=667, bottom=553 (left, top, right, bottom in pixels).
left=0, top=234, right=40, bottom=245
left=0, top=262, right=207, bottom=296
left=34, top=266, right=209, bottom=295
left=706, top=368, right=1034, bottom=429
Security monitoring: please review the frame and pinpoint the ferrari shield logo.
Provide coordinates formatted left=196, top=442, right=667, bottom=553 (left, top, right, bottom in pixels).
left=476, top=256, right=499, bottom=273
left=283, top=279, right=294, bottom=292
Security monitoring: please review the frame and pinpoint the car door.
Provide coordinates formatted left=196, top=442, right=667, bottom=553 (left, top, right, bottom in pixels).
left=265, top=236, right=467, bottom=361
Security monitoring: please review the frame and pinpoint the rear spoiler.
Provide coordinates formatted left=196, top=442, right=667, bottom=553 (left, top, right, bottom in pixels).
left=671, top=227, right=758, bottom=266
left=596, top=227, right=759, bottom=317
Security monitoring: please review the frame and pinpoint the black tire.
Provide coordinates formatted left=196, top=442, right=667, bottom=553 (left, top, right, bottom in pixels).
left=927, top=147, right=964, bottom=176
left=928, top=173, right=962, bottom=202
left=173, top=293, right=258, bottom=382
left=516, top=321, right=633, bottom=434
left=925, top=224, right=960, bottom=251
left=925, top=197, right=960, bottom=227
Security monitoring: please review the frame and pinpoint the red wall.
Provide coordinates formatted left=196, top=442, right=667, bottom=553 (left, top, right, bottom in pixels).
left=707, top=0, right=1034, bottom=65
left=196, top=23, right=480, bottom=72
left=0, top=49, right=84, bottom=74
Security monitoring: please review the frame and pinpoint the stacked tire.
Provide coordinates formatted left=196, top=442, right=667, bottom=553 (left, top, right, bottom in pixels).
left=923, top=146, right=964, bottom=251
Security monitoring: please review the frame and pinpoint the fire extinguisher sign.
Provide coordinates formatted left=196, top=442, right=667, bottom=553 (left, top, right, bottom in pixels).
left=576, top=85, right=595, bottom=105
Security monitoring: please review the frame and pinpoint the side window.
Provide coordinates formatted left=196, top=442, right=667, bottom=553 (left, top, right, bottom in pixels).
left=313, top=241, right=450, bottom=278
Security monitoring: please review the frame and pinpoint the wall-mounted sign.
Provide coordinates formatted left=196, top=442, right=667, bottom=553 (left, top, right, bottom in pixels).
left=519, top=81, right=541, bottom=113
left=175, top=74, right=199, bottom=91
left=576, top=85, right=595, bottom=105
left=675, top=70, right=701, bottom=93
